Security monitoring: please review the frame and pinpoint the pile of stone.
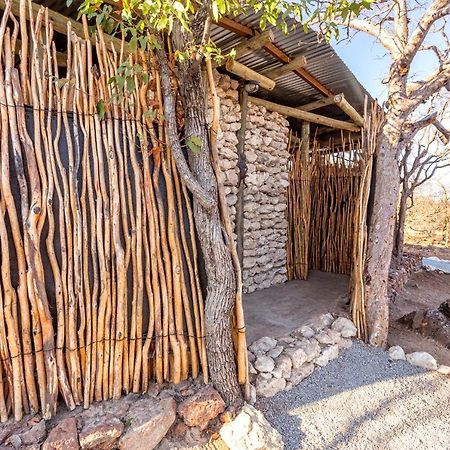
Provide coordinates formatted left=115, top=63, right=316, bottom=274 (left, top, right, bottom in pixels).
left=388, top=345, right=450, bottom=374
left=0, top=382, right=229, bottom=450
left=248, top=314, right=357, bottom=399
left=214, top=72, right=290, bottom=294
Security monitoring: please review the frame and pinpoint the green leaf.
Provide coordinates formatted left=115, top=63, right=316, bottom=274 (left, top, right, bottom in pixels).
left=97, top=100, right=106, bottom=120
left=187, top=135, right=203, bottom=154
left=126, top=77, right=135, bottom=93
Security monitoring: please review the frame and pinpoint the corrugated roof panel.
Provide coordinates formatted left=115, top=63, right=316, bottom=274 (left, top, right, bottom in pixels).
left=210, top=12, right=372, bottom=126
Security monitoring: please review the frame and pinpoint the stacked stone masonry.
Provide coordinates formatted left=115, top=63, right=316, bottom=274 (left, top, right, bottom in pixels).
left=213, top=72, right=290, bottom=293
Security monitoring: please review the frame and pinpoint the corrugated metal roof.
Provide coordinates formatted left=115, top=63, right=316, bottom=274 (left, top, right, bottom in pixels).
left=211, top=13, right=371, bottom=129
left=33, top=2, right=370, bottom=131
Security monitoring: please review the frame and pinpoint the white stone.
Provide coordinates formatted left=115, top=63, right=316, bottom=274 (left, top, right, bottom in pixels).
left=310, top=313, right=334, bottom=332
left=267, top=346, right=284, bottom=359
left=220, top=404, right=284, bottom=450
left=284, top=347, right=307, bottom=369
left=437, top=365, right=450, bottom=375
left=331, top=317, right=357, bottom=338
left=255, top=375, right=286, bottom=398
left=274, top=354, right=292, bottom=379
left=289, top=363, right=314, bottom=386
left=406, top=352, right=438, bottom=370
left=315, top=345, right=339, bottom=367
left=249, top=336, right=278, bottom=354
left=388, top=346, right=406, bottom=361
left=254, top=355, right=275, bottom=373
left=299, top=325, right=315, bottom=338
left=296, top=339, right=321, bottom=362
left=315, top=329, right=340, bottom=345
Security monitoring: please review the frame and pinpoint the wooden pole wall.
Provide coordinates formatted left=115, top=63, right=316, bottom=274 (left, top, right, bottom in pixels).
left=0, top=0, right=226, bottom=421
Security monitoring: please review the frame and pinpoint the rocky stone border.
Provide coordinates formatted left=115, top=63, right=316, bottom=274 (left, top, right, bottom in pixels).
left=247, top=314, right=357, bottom=399
left=0, top=381, right=231, bottom=450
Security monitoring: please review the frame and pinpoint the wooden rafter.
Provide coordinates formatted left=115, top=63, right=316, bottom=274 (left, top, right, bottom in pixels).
left=263, top=55, right=307, bottom=80
left=233, top=30, right=274, bottom=59
left=299, top=94, right=344, bottom=112
left=218, top=16, right=333, bottom=97
left=248, top=96, right=360, bottom=132
left=225, top=59, right=275, bottom=91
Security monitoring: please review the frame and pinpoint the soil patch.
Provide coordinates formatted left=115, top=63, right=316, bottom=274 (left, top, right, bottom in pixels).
left=388, top=269, right=450, bottom=365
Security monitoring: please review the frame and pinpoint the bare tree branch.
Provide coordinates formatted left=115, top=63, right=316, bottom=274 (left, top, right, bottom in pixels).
left=403, top=0, right=450, bottom=64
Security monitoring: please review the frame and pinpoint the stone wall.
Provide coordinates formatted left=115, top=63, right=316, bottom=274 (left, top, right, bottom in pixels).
left=214, top=72, right=290, bottom=293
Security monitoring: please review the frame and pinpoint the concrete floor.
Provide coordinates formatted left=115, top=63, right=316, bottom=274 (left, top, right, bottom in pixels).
left=244, top=270, right=350, bottom=343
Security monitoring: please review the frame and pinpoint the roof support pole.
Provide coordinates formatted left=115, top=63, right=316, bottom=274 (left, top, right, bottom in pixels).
left=249, top=96, right=361, bottom=132
left=235, top=85, right=249, bottom=274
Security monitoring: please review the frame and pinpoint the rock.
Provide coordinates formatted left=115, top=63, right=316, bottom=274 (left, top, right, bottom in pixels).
left=119, top=397, right=176, bottom=450
left=248, top=385, right=257, bottom=405
left=299, top=325, right=315, bottom=338
left=296, top=339, right=321, bottom=362
left=289, top=363, right=314, bottom=386
left=220, top=404, right=283, bottom=450
left=267, top=346, right=284, bottom=359
left=43, top=418, right=79, bottom=450
left=336, top=337, right=353, bottom=350
left=331, top=317, right=357, bottom=338
left=79, top=415, right=124, bottom=449
left=13, top=419, right=46, bottom=446
left=309, top=313, right=334, bottom=332
left=254, top=355, right=275, bottom=373
left=315, top=329, right=340, bottom=345
left=388, top=345, right=406, bottom=361
left=247, top=351, right=256, bottom=363
left=274, top=354, right=292, bottom=379
left=284, top=347, right=307, bottom=369
left=437, top=365, right=450, bottom=375
left=248, top=336, right=277, bottom=354
left=255, top=375, right=286, bottom=398
left=177, top=386, right=225, bottom=431
left=406, top=352, right=438, bottom=370
left=315, top=345, right=339, bottom=367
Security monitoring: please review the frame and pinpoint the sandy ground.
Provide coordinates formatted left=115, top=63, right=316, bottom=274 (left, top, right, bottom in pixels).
left=388, top=245, right=450, bottom=365
left=260, top=342, right=450, bottom=450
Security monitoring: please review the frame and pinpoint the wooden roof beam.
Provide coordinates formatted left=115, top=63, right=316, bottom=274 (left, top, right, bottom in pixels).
left=233, top=30, right=274, bottom=59
left=263, top=55, right=307, bottom=80
left=225, top=59, right=276, bottom=91
left=298, top=94, right=344, bottom=112
left=218, top=17, right=333, bottom=97
left=248, top=96, right=360, bottom=132
left=298, top=93, right=364, bottom=127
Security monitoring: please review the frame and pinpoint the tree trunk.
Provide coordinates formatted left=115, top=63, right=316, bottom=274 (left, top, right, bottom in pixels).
left=365, top=123, right=401, bottom=347
left=158, top=31, right=242, bottom=405
left=394, top=189, right=408, bottom=257
left=180, top=65, right=242, bottom=406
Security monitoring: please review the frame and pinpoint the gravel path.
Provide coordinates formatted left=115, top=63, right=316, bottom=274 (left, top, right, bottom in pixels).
left=259, top=341, right=450, bottom=450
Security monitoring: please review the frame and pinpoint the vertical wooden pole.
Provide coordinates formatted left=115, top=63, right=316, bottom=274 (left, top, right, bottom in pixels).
left=235, top=86, right=249, bottom=272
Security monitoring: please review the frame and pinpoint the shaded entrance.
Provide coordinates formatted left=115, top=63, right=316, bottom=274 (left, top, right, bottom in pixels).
left=244, top=271, right=349, bottom=342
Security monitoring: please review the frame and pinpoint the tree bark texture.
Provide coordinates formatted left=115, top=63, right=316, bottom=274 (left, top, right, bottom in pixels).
left=365, top=117, right=402, bottom=347
left=394, top=189, right=408, bottom=257
left=159, top=26, right=242, bottom=405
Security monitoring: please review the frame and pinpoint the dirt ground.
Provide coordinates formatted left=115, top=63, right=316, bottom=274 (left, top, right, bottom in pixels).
left=388, top=245, right=450, bottom=365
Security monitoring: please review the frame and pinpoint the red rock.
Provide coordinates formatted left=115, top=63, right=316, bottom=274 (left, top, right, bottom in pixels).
left=118, top=397, right=176, bottom=450
left=42, top=418, right=79, bottom=450
left=177, top=386, right=225, bottom=431
left=79, top=415, right=123, bottom=450
left=19, top=419, right=47, bottom=446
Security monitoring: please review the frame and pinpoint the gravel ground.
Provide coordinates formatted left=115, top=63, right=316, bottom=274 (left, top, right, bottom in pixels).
left=259, top=341, right=450, bottom=450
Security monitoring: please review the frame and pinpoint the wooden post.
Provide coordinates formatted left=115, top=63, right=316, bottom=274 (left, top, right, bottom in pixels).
left=235, top=85, right=249, bottom=273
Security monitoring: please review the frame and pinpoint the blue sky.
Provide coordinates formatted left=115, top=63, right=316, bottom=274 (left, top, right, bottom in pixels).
left=332, top=33, right=450, bottom=194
